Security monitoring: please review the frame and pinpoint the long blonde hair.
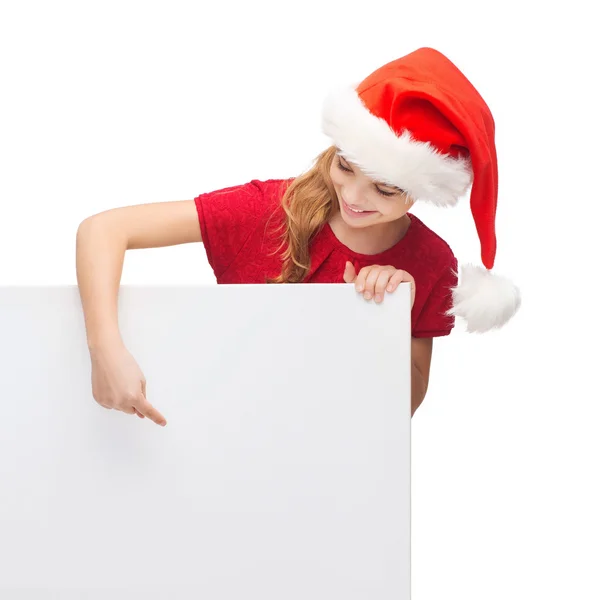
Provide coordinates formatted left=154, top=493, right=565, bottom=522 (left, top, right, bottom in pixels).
left=267, top=145, right=339, bottom=284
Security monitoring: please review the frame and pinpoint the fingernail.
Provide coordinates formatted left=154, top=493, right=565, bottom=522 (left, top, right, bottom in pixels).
left=356, top=285, right=363, bottom=292
left=364, top=292, right=372, bottom=300
left=387, top=284, right=393, bottom=292
left=375, top=294, right=382, bottom=302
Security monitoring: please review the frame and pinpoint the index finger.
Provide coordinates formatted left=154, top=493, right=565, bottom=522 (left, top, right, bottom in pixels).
left=135, top=395, right=167, bottom=427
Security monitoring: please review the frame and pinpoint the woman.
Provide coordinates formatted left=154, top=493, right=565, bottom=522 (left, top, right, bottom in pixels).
left=76, top=47, right=521, bottom=426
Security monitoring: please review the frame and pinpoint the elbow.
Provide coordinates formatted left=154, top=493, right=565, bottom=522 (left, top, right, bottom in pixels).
left=76, top=216, right=92, bottom=245
left=76, top=212, right=125, bottom=245
left=76, top=214, right=100, bottom=238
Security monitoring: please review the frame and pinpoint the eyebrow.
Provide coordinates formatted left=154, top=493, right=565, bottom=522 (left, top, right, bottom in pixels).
left=338, top=154, right=402, bottom=191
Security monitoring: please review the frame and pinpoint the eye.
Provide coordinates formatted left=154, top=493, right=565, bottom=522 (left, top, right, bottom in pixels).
left=337, top=156, right=403, bottom=197
left=337, top=157, right=352, bottom=173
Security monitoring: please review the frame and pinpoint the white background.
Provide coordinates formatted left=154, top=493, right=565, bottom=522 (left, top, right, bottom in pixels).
left=1, top=1, right=598, bottom=598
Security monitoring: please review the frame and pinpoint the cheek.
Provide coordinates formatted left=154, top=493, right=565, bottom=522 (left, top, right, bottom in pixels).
left=377, top=198, right=407, bottom=218
left=374, top=200, right=394, bottom=216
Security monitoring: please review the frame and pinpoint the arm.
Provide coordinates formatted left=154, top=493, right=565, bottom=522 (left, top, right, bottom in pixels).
left=411, top=336, right=433, bottom=417
left=76, top=199, right=202, bottom=350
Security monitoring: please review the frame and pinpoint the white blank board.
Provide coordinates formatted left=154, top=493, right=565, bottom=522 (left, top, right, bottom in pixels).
left=0, top=284, right=411, bottom=599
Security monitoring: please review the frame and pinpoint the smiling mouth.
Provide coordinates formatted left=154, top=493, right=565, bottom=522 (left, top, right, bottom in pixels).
left=342, top=198, right=376, bottom=215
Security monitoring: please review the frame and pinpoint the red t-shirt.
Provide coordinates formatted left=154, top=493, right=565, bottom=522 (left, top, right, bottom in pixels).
left=194, top=178, right=458, bottom=338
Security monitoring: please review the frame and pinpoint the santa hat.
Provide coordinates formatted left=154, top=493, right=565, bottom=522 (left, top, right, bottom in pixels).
left=321, top=47, right=521, bottom=334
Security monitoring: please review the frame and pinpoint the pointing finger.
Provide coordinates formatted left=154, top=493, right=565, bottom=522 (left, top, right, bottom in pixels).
left=135, top=394, right=167, bottom=427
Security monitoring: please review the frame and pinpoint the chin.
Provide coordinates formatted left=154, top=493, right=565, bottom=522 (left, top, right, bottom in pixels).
left=341, top=212, right=375, bottom=228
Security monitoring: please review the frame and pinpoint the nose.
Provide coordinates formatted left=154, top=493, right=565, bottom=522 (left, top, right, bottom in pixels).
left=340, top=187, right=358, bottom=206
left=342, top=190, right=366, bottom=210
left=340, top=178, right=373, bottom=206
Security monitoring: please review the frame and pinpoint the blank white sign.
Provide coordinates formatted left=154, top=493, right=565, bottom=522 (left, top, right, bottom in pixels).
left=0, top=283, right=411, bottom=599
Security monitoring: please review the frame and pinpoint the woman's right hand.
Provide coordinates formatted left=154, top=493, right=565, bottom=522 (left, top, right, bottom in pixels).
left=89, top=342, right=167, bottom=426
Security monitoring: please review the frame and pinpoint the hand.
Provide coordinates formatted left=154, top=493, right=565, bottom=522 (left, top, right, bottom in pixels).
left=343, top=261, right=416, bottom=309
left=89, top=341, right=167, bottom=427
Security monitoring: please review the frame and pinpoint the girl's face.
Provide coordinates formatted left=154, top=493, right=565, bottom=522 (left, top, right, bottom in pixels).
left=329, top=151, right=415, bottom=228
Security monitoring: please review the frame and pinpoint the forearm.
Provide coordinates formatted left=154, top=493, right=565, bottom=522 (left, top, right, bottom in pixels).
left=411, top=361, right=427, bottom=417
left=76, top=215, right=127, bottom=350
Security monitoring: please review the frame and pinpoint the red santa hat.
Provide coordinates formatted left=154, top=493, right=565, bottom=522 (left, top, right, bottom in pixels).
left=321, top=47, right=521, bottom=334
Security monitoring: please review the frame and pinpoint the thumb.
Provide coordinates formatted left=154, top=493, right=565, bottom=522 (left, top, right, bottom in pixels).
left=343, top=260, right=356, bottom=283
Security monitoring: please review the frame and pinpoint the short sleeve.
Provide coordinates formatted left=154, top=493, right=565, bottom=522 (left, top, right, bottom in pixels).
left=194, top=180, right=269, bottom=279
left=413, top=255, right=459, bottom=338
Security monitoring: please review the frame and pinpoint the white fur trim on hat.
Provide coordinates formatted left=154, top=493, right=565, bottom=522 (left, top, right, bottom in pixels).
left=447, top=264, right=521, bottom=333
left=321, top=84, right=474, bottom=206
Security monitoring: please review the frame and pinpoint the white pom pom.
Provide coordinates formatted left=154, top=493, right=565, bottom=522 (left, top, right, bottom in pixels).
left=447, top=264, right=521, bottom=333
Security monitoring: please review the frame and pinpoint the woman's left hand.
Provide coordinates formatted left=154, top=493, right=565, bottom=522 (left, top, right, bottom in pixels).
left=343, top=262, right=416, bottom=308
